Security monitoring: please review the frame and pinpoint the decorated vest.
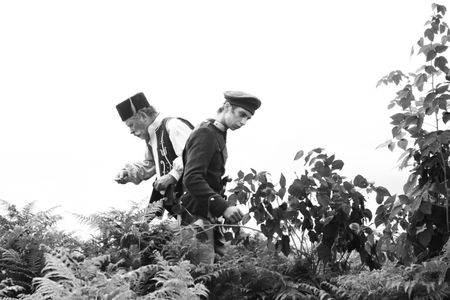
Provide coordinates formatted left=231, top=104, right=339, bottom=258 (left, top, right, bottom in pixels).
left=154, top=117, right=194, bottom=176
left=148, top=117, right=194, bottom=215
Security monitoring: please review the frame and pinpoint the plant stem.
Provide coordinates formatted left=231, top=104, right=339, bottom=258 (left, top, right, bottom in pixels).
left=439, top=150, right=450, bottom=233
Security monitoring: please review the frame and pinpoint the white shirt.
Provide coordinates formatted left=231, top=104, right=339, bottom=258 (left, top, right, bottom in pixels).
left=123, top=114, right=192, bottom=184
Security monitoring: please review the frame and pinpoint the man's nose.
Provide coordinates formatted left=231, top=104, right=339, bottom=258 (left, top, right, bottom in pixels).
left=241, top=118, right=248, bottom=125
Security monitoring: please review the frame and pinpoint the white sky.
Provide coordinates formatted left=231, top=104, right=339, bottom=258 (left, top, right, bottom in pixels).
left=0, top=0, right=440, bottom=236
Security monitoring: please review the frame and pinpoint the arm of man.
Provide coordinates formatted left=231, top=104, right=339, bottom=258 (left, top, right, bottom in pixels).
left=183, top=127, right=228, bottom=218
left=115, top=147, right=156, bottom=184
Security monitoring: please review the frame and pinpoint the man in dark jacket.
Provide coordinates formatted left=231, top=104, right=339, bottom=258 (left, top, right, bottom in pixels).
left=181, top=90, right=261, bottom=263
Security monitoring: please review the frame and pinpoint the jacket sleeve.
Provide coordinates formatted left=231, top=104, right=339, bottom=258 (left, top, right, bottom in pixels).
left=183, top=127, right=228, bottom=217
left=121, top=146, right=156, bottom=184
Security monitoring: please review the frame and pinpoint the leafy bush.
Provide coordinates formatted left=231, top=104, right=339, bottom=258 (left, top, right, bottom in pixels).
left=376, top=3, right=450, bottom=262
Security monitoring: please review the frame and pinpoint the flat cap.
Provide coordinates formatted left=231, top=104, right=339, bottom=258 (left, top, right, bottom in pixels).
left=223, top=91, right=261, bottom=115
left=116, top=92, right=150, bottom=121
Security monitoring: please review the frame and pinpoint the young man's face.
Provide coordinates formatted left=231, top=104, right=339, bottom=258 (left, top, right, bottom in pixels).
left=125, top=115, right=150, bottom=140
left=224, top=105, right=253, bottom=131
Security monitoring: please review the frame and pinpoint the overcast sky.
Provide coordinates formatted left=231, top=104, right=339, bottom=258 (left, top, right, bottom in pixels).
left=0, top=0, right=440, bottom=236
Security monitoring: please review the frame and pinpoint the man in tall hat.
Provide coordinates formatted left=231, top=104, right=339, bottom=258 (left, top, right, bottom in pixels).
left=115, top=92, right=193, bottom=216
left=180, top=90, right=261, bottom=263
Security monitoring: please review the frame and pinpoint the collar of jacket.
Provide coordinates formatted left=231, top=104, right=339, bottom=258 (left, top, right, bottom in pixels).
left=212, top=120, right=227, bottom=132
left=147, top=113, right=165, bottom=133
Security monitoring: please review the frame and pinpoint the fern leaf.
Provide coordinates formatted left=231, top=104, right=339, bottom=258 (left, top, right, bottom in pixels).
left=31, top=277, right=66, bottom=299
left=41, top=253, right=77, bottom=284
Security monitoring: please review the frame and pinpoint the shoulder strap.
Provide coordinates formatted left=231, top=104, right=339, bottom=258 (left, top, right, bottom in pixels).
left=176, top=117, right=194, bottom=130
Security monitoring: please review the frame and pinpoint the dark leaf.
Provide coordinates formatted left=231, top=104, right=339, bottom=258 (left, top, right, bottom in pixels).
left=343, top=181, right=353, bottom=192
left=435, top=45, right=448, bottom=53
left=437, top=84, right=449, bottom=94
left=436, top=4, right=447, bottom=16
left=427, top=49, right=437, bottom=61
left=375, top=205, right=385, bottom=216
left=294, top=150, right=304, bottom=161
left=439, top=97, right=447, bottom=110
left=341, top=203, right=351, bottom=216
left=377, top=186, right=391, bottom=196
left=243, top=173, right=254, bottom=183
left=238, top=170, right=244, bottom=179
left=424, top=92, right=437, bottom=107
left=392, top=126, right=402, bottom=138
left=238, top=191, right=248, bottom=204
left=224, top=232, right=234, bottom=241
left=304, top=151, right=312, bottom=165
left=331, top=160, right=344, bottom=170
left=241, top=213, right=251, bottom=225
left=354, top=175, right=368, bottom=188
left=435, top=56, right=449, bottom=72
left=375, top=214, right=385, bottom=228
left=376, top=193, right=384, bottom=204
left=280, top=234, right=291, bottom=256
left=317, top=165, right=331, bottom=177
left=317, top=194, right=330, bottom=208
left=388, top=141, right=395, bottom=152
left=325, top=154, right=335, bottom=165
left=425, top=28, right=435, bottom=41
left=228, top=193, right=237, bottom=206
left=323, top=215, right=334, bottom=226
left=312, top=147, right=323, bottom=153
left=376, top=139, right=392, bottom=149
left=400, top=98, right=412, bottom=110
left=403, top=173, right=418, bottom=194
left=397, top=139, right=408, bottom=150
left=277, top=187, right=286, bottom=199
left=414, top=73, right=427, bottom=91
left=317, top=242, right=332, bottom=263
left=279, top=173, right=286, bottom=188
left=418, top=37, right=424, bottom=47
left=425, top=65, right=438, bottom=74
left=282, top=210, right=298, bottom=220
left=443, top=112, right=450, bottom=123
left=364, top=208, right=373, bottom=221
left=417, top=228, right=433, bottom=247
left=390, top=113, right=406, bottom=124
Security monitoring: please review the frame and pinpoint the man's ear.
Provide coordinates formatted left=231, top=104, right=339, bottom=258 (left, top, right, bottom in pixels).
left=223, top=101, right=232, bottom=112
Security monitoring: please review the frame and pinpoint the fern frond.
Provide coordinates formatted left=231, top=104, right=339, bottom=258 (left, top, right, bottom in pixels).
left=31, top=277, right=66, bottom=299
left=0, top=198, right=11, bottom=209
left=24, top=249, right=45, bottom=275
left=297, top=282, right=333, bottom=300
left=0, top=278, right=26, bottom=298
left=274, top=285, right=309, bottom=300
left=21, top=201, right=36, bottom=218
left=320, top=281, right=348, bottom=299
left=41, top=252, right=77, bottom=284
left=124, top=264, right=160, bottom=295
left=72, top=212, right=105, bottom=228
left=148, top=256, right=208, bottom=299
left=143, top=201, right=165, bottom=223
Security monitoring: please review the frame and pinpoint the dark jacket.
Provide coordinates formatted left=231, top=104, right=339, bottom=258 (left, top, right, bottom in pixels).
left=182, top=120, right=229, bottom=219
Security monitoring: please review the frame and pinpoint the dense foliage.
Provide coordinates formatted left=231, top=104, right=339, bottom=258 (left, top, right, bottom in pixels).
left=2, top=3, right=450, bottom=299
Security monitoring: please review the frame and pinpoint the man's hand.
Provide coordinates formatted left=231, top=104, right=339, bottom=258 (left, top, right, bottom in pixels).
left=115, top=170, right=129, bottom=184
left=222, top=206, right=244, bottom=224
left=153, top=174, right=177, bottom=192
